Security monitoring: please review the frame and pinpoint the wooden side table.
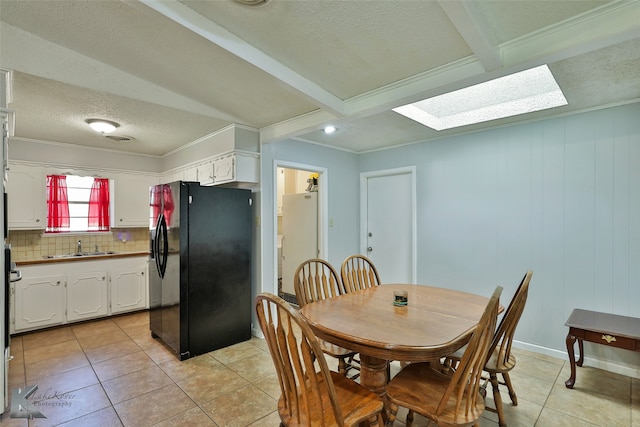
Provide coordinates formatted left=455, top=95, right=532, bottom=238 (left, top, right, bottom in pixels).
left=565, top=308, right=640, bottom=388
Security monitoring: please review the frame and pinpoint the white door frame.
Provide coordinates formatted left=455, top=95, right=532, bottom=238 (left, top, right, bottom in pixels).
left=273, top=160, right=328, bottom=290
left=360, top=166, right=417, bottom=283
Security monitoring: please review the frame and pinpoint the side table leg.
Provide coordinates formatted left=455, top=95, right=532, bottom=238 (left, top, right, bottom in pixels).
left=565, top=332, right=577, bottom=388
left=577, top=338, right=584, bottom=367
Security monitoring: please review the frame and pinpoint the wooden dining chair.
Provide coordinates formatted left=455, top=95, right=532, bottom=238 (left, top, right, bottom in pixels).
left=441, top=271, right=532, bottom=427
left=255, top=293, right=385, bottom=427
left=294, top=258, right=358, bottom=377
left=385, top=286, right=503, bottom=427
left=480, top=270, right=532, bottom=426
left=340, top=254, right=382, bottom=292
left=340, top=254, right=396, bottom=377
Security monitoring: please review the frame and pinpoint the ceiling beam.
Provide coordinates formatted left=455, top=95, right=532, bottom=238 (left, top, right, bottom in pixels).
left=501, top=0, right=640, bottom=69
left=437, top=0, right=502, bottom=72
left=137, top=0, right=346, bottom=117
left=262, top=0, right=640, bottom=144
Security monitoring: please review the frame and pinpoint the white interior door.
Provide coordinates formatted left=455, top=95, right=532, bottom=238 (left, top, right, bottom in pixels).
left=281, top=192, right=319, bottom=296
left=362, top=168, right=416, bottom=284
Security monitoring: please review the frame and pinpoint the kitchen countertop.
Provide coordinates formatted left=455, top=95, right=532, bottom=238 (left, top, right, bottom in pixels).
left=16, top=251, right=150, bottom=266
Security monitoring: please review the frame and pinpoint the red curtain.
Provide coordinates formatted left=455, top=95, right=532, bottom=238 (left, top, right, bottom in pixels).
left=88, top=178, right=110, bottom=231
left=150, top=185, right=163, bottom=225
left=163, top=185, right=174, bottom=226
left=47, top=175, right=70, bottom=232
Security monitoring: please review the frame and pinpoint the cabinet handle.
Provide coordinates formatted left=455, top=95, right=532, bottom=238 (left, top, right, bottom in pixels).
left=36, top=218, right=40, bottom=222
left=602, top=334, right=617, bottom=344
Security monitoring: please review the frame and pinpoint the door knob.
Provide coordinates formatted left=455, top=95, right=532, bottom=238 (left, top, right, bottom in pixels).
left=367, top=247, right=373, bottom=252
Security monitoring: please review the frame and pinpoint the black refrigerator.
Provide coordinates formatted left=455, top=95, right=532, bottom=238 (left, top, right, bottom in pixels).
left=149, top=181, right=253, bottom=360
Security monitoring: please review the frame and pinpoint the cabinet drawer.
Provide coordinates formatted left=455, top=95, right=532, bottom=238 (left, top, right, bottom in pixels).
left=582, top=330, right=636, bottom=351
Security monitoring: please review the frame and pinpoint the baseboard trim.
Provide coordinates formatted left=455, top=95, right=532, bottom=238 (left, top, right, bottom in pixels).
left=514, top=340, right=640, bottom=379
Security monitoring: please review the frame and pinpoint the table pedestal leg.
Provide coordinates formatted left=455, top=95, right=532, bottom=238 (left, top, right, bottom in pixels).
left=359, top=354, right=390, bottom=420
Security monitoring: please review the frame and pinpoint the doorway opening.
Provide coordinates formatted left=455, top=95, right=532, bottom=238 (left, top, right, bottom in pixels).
left=274, top=163, right=327, bottom=305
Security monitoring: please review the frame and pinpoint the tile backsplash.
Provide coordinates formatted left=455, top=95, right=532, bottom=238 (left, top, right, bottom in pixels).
left=7, top=228, right=150, bottom=262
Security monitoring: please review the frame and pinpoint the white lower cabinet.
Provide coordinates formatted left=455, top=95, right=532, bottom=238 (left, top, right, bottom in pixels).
left=12, top=257, right=148, bottom=333
left=67, top=271, right=108, bottom=322
left=110, top=267, right=146, bottom=314
left=14, top=275, right=66, bottom=331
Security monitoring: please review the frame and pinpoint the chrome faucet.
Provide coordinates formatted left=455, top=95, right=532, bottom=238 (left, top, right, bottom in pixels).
left=77, top=240, right=82, bottom=254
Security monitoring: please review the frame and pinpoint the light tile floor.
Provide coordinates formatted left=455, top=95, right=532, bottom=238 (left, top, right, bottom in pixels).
left=1, top=311, right=638, bottom=426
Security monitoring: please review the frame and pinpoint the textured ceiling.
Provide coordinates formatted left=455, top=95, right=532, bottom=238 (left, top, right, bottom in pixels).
left=1, top=0, right=639, bottom=156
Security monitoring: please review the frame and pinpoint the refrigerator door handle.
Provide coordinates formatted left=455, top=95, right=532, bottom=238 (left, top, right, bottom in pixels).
left=159, top=215, right=168, bottom=278
left=153, top=214, right=163, bottom=278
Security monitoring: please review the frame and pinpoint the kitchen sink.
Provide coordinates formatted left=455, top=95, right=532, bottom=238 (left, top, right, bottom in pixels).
left=43, top=251, right=118, bottom=259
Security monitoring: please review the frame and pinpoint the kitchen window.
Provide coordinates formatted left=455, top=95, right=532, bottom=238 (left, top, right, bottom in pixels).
left=46, top=174, right=111, bottom=233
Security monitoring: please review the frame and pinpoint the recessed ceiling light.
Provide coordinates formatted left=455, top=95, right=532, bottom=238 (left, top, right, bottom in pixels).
left=86, top=119, right=120, bottom=134
left=392, top=65, right=568, bottom=131
left=324, top=125, right=337, bottom=134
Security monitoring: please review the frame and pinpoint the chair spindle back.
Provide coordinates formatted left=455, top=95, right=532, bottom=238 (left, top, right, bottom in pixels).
left=437, top=286, right=502, bottom=421
left=340, top=255, right=381, bottom=292
left=255, top=293, right=345, bottom=426
left=490, top=270, right=532, bottom=367
left=294, top=259, right=345, bottom=307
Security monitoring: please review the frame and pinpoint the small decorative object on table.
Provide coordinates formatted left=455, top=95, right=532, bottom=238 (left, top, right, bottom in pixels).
left=393, top=290, right=408, bottom=306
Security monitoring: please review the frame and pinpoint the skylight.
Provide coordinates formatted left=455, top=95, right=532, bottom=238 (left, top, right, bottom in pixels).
left=392, top=65, right=567, bottom=131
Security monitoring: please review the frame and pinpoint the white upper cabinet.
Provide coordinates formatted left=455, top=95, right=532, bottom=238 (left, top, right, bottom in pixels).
left=196, top=161, right=214, bottom=186
left=113, top=173, right=157, bottom=227
left=183, top=166, right=198, bottom=182
left=212, top=152, right=258, bottom=185
left=7, top=164, right=46, bottom=229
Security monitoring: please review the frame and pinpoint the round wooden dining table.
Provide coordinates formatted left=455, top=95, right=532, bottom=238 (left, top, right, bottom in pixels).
left=299, top=283, right=495, bottom=401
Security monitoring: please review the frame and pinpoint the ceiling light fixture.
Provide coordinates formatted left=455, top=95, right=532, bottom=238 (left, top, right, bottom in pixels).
left=324, top=125, right=337, bottom=134
left=393, top=65, right=568, bottom=131
left=86, top=119, right=120, bottom=134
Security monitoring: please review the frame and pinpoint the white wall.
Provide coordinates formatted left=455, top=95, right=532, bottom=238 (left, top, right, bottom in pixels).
left=359, top=102, right=640, bottom=375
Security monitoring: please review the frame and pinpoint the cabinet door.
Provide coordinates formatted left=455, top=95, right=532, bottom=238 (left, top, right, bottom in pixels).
left=196, top=162, right=214, bottom=185
left=114, top=174, right=157, bottom=227
left=110, top=267, right=146, bottom=314
left=7, top=164, right=46, bottom=229
left=67, top=271, right=109, bottom=322
left=213, top=155, right=235, bottom=183
left=183, top=166, right=198, bottom=182
left=14, top=275, right=65, bottom=331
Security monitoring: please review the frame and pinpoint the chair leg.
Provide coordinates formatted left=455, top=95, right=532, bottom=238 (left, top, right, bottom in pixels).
left=387, top=403, right=399, bottom=426
left=502, top=372, right=518, bottom=405
left=338, top=357, right=347, bottom=376
left=406, top=409, right=414, bottom=427
left=490, top=372, right=506, bottom=427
